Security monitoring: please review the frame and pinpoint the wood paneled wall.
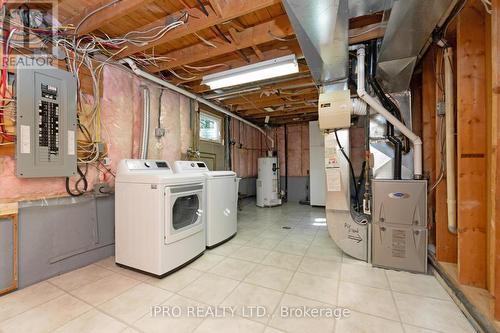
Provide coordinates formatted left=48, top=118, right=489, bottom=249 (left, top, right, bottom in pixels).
left=230, top=121, right=310, bottom=178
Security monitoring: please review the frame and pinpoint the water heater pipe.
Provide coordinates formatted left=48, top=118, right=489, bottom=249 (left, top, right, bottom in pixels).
left=122, top=58, right=275, bottom=149
left=444, top=47, right=457, bottom=234
left=356, top=47, right=423, bottom=179
left=139, top=85, right=150, bottom=159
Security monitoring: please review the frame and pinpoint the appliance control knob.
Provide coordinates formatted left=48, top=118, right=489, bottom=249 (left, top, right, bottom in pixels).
left=191, top=163, right=195, bottom=167
left=144, top=161, right=151, bottom=168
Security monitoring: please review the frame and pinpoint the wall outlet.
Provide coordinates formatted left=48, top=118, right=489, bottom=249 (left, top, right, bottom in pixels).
left=155, top=128, right=166, bottom=138
left=436, top=101, right=446, bottom=116
left=94, top=182, right=112, bottom=196
left=96, top=142, right=106, bottom=155
left=102, top=157, right=112, bottom=166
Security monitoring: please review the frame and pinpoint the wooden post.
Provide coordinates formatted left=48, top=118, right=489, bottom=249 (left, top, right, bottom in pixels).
left=425, top=46, right=459, bottom=263
left=457, top=0, right=488, bottom=288
left=422, top=49, right=437, bottom=245
left=485, top=3, right=496, bottom=299
left=0, top=203, right=18, bottom=295
left=491, top=0, right=500, bottom=320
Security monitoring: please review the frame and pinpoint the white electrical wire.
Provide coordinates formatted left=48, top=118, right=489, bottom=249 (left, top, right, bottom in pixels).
left=481, top=0, right=492, bottom=14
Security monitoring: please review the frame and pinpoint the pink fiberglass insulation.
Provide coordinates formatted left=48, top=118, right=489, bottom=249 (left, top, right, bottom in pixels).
left=301, top=123, right=310, bottom=176
left=287, top=124, right=303, bottom=177
left=0, top=95, right=103, bottom=201
left=179, top=95, right=192, bottom=156
left=231, top=119, right=240, bottom=174
left=275, top=127, right=285, bottom=177
left=0, top=65, right=191, bottom=202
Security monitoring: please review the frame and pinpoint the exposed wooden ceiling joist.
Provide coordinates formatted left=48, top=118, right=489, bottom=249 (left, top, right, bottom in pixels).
left=146, top=14, right=293, bottom=72
left=208, top=0, right=224, bottom=17
left=204, top=76, right=315, bottom=98
left=64, top=0, right=156, bottom=35
left=173, top=43, right=304, bottom=89
left=239, top=98, right=318, bottom=115
left=222, top=88, right=316, bottom=106
left=117, top=0, right=281, bottom=58
left=247, top=107, right=318, bottom=119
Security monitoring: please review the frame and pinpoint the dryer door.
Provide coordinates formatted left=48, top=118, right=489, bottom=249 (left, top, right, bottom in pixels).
left=164, top=184, right=204, bottom=244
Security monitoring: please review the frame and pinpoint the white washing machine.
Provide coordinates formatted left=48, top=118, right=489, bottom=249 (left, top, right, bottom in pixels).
left=115, top=159, right=206, bottom=277
left=173, top=161, right=238, bottom=248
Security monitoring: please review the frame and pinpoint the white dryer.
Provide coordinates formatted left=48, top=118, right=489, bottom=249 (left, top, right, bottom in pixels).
left=115, top=159, right=206, bottom=277
left=173, top=161, right=238, bottom=248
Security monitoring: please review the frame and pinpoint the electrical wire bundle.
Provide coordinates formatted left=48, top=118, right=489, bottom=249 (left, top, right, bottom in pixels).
left=0, top=1, right=192, bottom=196
left=0, top=0, right=244, bottom=196
left=0, top=28, right=16, bottom=143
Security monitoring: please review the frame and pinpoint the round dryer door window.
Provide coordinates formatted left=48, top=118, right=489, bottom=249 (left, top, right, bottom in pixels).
left=172, top=194, right=200, bottom=230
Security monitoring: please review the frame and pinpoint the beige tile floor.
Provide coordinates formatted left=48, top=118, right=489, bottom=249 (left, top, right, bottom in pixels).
left=0, top=200, right=476, bottom=333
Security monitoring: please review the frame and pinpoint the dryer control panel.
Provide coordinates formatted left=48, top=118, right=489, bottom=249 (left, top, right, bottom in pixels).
left=126, top=159, right=171, bottom=170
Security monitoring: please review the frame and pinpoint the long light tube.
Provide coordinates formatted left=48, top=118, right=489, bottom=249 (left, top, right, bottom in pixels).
left=202, top=55, right=299, bottom=90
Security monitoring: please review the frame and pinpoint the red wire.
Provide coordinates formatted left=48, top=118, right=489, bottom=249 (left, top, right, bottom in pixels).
left=0, top=28, right=16, bottom=142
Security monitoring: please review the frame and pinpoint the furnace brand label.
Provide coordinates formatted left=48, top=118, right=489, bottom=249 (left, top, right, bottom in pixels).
left=388, top=192, right=410, bottom=199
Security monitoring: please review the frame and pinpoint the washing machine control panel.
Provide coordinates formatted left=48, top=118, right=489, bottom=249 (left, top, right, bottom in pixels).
left=173, top=160, right=210, bottom=173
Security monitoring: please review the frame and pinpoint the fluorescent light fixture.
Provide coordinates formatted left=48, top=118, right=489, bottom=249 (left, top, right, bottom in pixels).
left=202, top=55, right=299, bottom=90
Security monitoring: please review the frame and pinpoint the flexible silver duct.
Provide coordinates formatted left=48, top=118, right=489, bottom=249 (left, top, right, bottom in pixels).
left=139, top=85, right=150, bottom=159
left=351, top=98, right=368, bottom=115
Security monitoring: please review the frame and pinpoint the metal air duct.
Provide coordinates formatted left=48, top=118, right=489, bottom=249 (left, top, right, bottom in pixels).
left=282, top=0, right=349, bottom=86
left=375, top=0, right=454, bottom=92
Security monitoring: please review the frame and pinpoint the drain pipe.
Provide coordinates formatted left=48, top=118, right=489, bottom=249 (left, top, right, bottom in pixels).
left=444, top=47, right=457, bottom=234
left=356, top=47, right=423, bottom=179
left=122, top=58, right=275, bottom=149
left=139, top=85, right=150, bottom=159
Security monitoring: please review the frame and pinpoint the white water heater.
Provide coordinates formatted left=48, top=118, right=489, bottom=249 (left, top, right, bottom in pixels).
left=256, top=156, right=282, bottom=207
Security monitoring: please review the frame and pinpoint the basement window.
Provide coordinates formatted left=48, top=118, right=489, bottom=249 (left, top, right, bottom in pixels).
left=199, top=112, right=222, bottom=143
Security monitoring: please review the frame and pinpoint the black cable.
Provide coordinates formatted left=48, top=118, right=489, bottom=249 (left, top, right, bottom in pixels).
left=18, top=4, right=30, bottom=27
left=65, top=164, right=88, bottom=197
left=334, top=129, right=359, bottom=211
left=195, top=0, right=209, bottom=16
left=213, top=25, right=232, bottom=44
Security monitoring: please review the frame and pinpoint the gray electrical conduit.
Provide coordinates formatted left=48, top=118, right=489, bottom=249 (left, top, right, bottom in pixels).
left=121, top=58, right=275, bottom=149
left=139, top=85, right=150, bottom=159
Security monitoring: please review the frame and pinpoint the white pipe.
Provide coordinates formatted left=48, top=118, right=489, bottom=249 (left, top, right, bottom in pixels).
left=139, top=85, right=150, bottom=159
left=444, top=47, right=457, bottom=234
left=356, top=47, right=423, bottom=179
left=122, top=58, right=275, bottom=149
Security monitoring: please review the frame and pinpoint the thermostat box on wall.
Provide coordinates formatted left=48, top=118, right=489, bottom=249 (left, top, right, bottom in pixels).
left=16, top=57, right=78, bottom=177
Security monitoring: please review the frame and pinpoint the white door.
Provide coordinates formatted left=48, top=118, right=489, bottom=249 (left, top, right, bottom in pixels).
left=309, top=121, right=326, bottom=206
left=164, top=184, right=204, bottom=244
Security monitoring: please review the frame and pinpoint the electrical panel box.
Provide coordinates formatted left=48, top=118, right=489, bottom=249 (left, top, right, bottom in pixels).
left=371, top=179, right=428, bottom=273
left=16, top=57, right=77, bottom=178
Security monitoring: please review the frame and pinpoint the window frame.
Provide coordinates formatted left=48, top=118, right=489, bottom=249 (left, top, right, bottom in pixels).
left=199, top=111, right=223, bottom=144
